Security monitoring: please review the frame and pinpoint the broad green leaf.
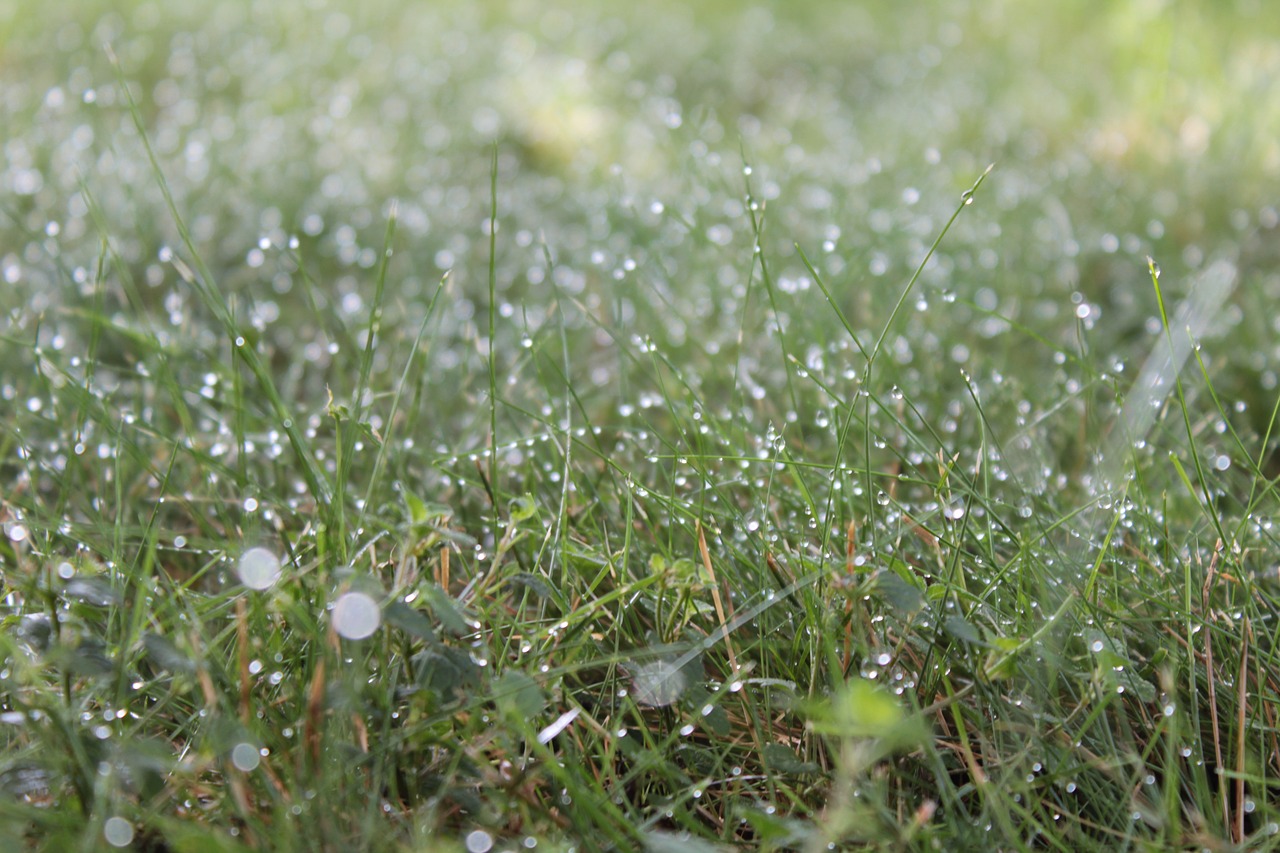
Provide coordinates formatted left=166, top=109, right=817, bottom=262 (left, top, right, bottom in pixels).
left=699, top=704, right=731, bottom=737
left=383, top=601, right=437, bottom=641
left=494, top=670, right=545, bottom=719
left=506, top=572, right=555, bottom=600
left=416, top=646, right=481, bottom=698
left=508, top=493, right=538, bottom=523
left=875, top=571, right=923, bottom=613
left=983, top=638, right=1025, bottom=681
left=1118, top=670, right=1157, bottom=703
left=419, top=584, right=472, bottom=636
left=737, top=805, right=813, bottom=847
left=402, top=488, right=452, bottom=526
left=943, top=615, right=983, bottom=646
left=48, top=637, right=114, bottom=677
left=804, top=679, right=929, bottom=750
left=762, top=743, right=820, bottom=775
left=142, top=632, right=196, bottom=675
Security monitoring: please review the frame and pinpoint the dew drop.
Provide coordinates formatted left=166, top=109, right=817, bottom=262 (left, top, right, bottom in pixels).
left=103, top=818, right=134, bottom=848
left=237, top=547, right=282, bottom=591
left=632, top=661, right=686, bottom=707
left=332, top=591, right=381, bottom=640
left=231, top=742, right=260, bottom=772
left=465, top=830, right=494, bottom=853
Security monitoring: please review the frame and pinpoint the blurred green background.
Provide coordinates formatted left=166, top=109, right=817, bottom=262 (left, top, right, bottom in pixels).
left=4, top=0, right=1280, bottom=515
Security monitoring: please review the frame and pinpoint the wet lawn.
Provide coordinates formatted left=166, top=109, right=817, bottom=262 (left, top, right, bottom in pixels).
left=2, top=1, right=1280, bottom=849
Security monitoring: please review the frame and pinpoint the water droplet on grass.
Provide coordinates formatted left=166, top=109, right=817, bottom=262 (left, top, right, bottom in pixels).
left=632, top=661, right=686, bottom=707
left=231, top=742, right=260, bottom=771
left=103, top=817, right=134, bottom=847
left=237, top=548, right=281, bottom=590
left=465, top=829, right=494, bottom=853
left=333, top=591, right=381, bottom=639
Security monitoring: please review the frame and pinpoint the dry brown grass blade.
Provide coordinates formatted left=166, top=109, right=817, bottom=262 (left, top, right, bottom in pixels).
left=845, top=518, right=857, bottom=573
left=696, top=519, right=739, bottom=674
left=306, top=658, right=327, bottom=766
left=258, top=752, right=291, bottom=800
left=190, top=629, right=218, bottom=710
left=236, top=597, right=250, bottom=724
left=1235, top=616, right=1249, bottom=845
left=1201, top=543, right=1226, bottom=832
left=352, top=711, right=370, bottom=754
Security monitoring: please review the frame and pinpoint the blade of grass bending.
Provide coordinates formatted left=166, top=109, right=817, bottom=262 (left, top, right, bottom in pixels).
left=486, top=144, right=500, bottom=512
left=335, top=205, right=397, bottom=549
left=361, top=273, right=449, bottom=516
left=859, top=166, right=993, bottom=542
left=813, top=166, right=993, bottom=564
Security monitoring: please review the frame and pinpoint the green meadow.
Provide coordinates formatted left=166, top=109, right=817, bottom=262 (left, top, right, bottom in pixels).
left=2, top=0, right=1280, bottom=849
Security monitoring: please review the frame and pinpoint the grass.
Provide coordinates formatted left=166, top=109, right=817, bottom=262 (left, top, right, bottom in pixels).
left=3, top=0, right=1280, bottom=850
